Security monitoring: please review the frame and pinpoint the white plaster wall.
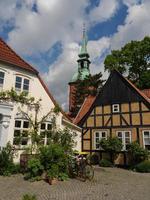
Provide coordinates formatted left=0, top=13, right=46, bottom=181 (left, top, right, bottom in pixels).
left=0, top=62, right=81, bottom=162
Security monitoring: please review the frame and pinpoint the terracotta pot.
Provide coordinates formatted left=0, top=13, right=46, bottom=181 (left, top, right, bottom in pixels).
left=48, top=178, right=58, bottom=185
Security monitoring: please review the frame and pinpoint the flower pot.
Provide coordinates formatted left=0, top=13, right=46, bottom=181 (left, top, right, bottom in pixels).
left=48, top=178, right=58, bottom=185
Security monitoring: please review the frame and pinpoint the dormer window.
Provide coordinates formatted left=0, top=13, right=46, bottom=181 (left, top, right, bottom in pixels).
left=15, top=76, right=29, bottom=92
left=0, top=71, right=5, bottom=89
left=112, top=104, right=120, bottom=113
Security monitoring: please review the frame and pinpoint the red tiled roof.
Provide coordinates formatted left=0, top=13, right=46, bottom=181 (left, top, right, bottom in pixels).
left=141, top=89, right=150, bottom=99
left=0, top=38, right=38, bottom=74
left=125, top=78, right=150, bottom=103
left=73, top=95, right=96, bottom=125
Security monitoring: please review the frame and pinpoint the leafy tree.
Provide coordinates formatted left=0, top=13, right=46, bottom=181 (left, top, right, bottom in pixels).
left=72, top=72, right=104, bottom=116
left=99, top=137, right=123, bottom=164
left=104, top=36, right=150, bottom=89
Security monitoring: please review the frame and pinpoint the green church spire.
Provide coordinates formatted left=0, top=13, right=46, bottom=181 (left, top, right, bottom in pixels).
left=71, top=25, right=91, bottom=82
left=80, top=24, right=88, bottom=55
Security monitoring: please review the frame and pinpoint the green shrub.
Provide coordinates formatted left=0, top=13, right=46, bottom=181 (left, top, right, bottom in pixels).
left=135, top=160, right=150, bottom=173
left=39, top=143, right=67, bottom=172
left=100, top=137, right=123, bottom=164
left=90, top=153, right=99, bottom=165
left=99, top=159, right=113, bottom=167
left=22, top=194, right=37, bottom=200
left=58, top=172, right=69, bottom=181
left=127, top=142, right=149, bottom=165
left=0, top=143, right=16, bottom=176
left=26, top=158, right=43, bottom=179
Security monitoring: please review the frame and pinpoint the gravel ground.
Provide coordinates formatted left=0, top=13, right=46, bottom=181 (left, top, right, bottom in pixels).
left=0, top=167, right=149, bottom=200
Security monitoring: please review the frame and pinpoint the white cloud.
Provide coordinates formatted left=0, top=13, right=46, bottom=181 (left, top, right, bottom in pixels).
left=111, top=0, right=150, bottom=49
left=89, top=0, right=119, bottom=24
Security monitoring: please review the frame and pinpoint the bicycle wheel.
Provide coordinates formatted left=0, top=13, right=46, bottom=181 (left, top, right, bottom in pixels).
left=85, top=164, right=94, bottom=181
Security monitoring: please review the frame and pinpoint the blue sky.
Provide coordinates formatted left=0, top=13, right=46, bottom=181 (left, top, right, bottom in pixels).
left=0, top=0, right=149, bottom=109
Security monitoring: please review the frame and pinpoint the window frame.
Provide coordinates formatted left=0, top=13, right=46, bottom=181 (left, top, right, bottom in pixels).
left=94, top=131, right=107, bottom=150
left=116, top=131, right=131, bottom=150
left=0, top=71, right=5, bottom=89
left=40, top=122, right=52, bottom=145
left=142, top=130, right=150, bottom=150
left=112, top=104, right=120, bottom=113
left=13, top=119, right=29, bottom=147
left=15, top=76, right=30, bottom=93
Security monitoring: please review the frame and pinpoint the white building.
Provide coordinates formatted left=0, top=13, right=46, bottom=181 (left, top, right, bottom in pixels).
left=0, top=38, right=81, bottom=161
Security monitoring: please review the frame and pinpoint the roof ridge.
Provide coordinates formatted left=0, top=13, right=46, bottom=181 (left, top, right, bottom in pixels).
left=0, top=37, right=38, bottom=74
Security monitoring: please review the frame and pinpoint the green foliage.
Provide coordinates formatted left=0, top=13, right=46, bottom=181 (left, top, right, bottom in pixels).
left=58, top=172, right=69, bottom=181
left=39, top=144, right=67, bottom=172
left=22, top=194, right=37, bottom=200
left=89, top=153, right=99, bottom=165
left=135, top=160, right=150, bottom=173
left=127, top=142, right=149, bottom=165
left=99, top=159, right=113, bottom=167
left=47, top=164, right=59, bottom=179
left=104, top=36, right=150, bottom=89
left=0, top=88, right=35, bottom=104
left=99, top=137, right=123, bottom=163
left=0, top=142, right=17, bottom=176
left=26, top=158, right=44, bottom=179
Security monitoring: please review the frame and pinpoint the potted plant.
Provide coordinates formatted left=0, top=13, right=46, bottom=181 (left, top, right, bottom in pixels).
left=47, top=170, right=58, bottom=185
left=47, top=164, right=59, bottom=185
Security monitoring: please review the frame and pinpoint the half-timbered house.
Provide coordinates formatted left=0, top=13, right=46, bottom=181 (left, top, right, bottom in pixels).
left=74, top=70, right=150, bottom=165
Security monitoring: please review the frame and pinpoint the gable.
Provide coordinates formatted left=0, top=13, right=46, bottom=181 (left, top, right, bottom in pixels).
left=95, top=71, right=144, bottom=106
left=75, top=70, right=150, bottom=126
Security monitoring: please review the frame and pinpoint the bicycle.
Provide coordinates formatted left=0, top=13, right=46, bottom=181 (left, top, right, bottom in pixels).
left=68, top=152, right=94, bottom=182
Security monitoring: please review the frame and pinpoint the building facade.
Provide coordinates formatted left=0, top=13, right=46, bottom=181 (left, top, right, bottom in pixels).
left=74, top=70, right=150, bottom=165
left=0, top=38, right=81, bottom=161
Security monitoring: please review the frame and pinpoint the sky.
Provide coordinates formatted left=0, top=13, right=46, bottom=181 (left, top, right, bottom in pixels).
left=0, top=0, right=150, bottom=110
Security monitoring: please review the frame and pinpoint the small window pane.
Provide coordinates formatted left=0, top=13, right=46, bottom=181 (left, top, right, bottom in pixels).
left=47, top=124, right=52, bottom=130
left=47, top=131, right=52, bottom=138
left=13, top=137, right=21, bottom=145
left=0, top=72, right=4, bottom=86
left=21, top=138, right=28, bottom=145
left=22, top=131, right=28, bottom=137
left=118, top=132, right=122, bottom=137
left=15, top=120, right=21, bottom=128
left=23, top=121, right=29, bottom=128
left=144, top=132, right=149, bottom=137
left=41, top=123, right=46, bottom=130
left=102, top=132, right=106, bottom=137
left=15, top=82, right=21, bottom=89
left=24, top=79, right=29, bottom=85
left=40, top=132, right=45, bottom=138
left=96, top=138, right=99, bottom=143
left=125, top=132, right=129, bottom=137
left=16, top=76, right=22, bottom=82
left=14, top=130, right=21, bottom=137
left=95, top=132, right=99, bottom=137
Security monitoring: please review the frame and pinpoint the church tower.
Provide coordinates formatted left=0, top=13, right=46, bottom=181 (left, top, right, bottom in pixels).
left=68, top=27, right=91, bottom=118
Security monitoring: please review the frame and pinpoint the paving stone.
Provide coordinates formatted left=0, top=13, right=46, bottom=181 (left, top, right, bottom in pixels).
left=0, top=167, right=149, bottom=200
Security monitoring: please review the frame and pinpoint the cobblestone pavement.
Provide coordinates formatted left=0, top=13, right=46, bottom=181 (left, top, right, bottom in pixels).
left=0, top=167, right=150, bottom=200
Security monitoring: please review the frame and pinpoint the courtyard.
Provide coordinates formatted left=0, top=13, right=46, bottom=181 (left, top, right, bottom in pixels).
left=0, top=167, right=149, bottom=200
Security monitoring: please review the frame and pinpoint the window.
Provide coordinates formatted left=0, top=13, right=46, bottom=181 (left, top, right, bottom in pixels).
left=112, top=104, right=120, bottom=113
left=15, top=76, right=29, bottom=92
left=13, top=120, right=29, bottom=146
left=94, top=131, right=107, bottom=150
left=117, top=131, right=131, bottom=150
left=0, top=71, right=5, bottom=88
left=143, top=130, right=150, bottom=150
left=40, top=122, right=52, bottom=145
